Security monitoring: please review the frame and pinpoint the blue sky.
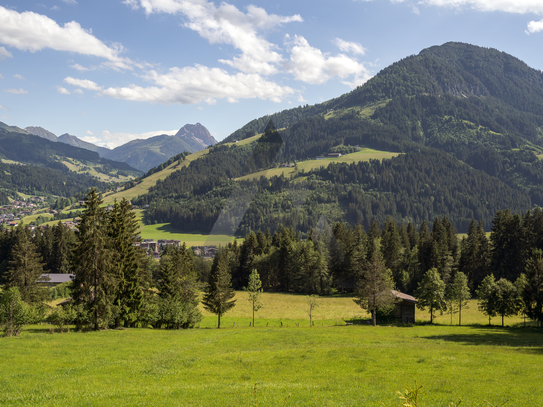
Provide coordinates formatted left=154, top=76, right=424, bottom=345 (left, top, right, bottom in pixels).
left=0, top=0, right=543, bottom=148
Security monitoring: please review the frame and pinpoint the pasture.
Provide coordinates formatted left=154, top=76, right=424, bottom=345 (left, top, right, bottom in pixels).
left=236, top=148, right=400, bottom=182
left=2, top=294, right=542, bottom=406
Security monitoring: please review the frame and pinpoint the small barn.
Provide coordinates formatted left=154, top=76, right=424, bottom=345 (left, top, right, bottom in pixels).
left=391, top=290, right=417, bottom=323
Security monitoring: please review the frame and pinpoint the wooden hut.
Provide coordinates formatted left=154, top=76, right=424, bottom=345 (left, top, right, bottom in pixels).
left=391, top=290, right=417, bottom=323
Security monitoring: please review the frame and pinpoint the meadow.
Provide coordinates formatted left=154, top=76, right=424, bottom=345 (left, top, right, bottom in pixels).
left=2, top=294, right=542, bottom=406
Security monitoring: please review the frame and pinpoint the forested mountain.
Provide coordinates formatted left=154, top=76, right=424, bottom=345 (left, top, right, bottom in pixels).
left=0, top=127, right=141, bottom=197
left=126, top=43, right=543, bottom=233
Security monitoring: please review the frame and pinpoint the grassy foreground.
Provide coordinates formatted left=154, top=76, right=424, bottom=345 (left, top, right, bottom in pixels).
left=2, top=294, right=542, bottom=406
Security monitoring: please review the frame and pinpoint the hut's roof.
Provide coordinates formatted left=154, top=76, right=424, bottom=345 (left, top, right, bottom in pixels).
left=391, top=290, right=417, bottom=304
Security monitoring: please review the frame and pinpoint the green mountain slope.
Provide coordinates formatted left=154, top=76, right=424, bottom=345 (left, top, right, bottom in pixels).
left=0, top=127, right=142, bottom=197
left=125, top=42, right=543, bottom=234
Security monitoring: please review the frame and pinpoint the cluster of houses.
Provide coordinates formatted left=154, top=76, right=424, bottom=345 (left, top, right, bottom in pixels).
left=0, top=196, right=50, bottom=226
left=133, top=240, right=218, bottom=260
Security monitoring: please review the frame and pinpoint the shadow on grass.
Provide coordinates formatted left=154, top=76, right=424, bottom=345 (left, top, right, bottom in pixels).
left=422, top=325, right=543, bottom=354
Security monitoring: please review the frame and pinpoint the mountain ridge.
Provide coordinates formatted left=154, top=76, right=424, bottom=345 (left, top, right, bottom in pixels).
left=127, top=42, right=543, bottom=234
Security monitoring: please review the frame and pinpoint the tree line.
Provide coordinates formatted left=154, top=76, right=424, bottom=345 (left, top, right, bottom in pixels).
left=2, top=192, right=543, bottom=335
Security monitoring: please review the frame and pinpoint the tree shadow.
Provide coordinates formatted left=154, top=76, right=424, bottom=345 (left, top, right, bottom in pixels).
left=422, top=325, right=543, bottom=354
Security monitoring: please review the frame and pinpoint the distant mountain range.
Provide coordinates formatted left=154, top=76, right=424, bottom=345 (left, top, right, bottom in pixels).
left=24, top=123, right=217, bottom=171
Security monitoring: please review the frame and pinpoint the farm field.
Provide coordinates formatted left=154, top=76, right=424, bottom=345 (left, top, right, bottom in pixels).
left=2, top=294, right=542, bottom=406
left=140, top=222, right=242, bottom=246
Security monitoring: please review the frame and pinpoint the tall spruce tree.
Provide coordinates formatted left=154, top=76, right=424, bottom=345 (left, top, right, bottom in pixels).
left=158, top=244, right=202, bottom=329
left=6, top=224, right=48, bottom=304
left=354, top=240, right=395, bottom=326
left=108, top=198, right=145, bottom=328
left=524, top=249, right=543, bottom=327
left=71, top=189, right=116, bottom=331
left=202, top=248, right=236, bottom=328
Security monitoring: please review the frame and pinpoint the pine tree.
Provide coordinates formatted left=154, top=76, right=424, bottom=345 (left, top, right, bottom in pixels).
left=158, top=244, right=202, bottom=329
left=201, top=249, right=236, bottom=328
left=51, top=221, right=73, bottom=274
left=6, top=224, right=48, bottom=304
left=71, top=189, right=116, bottom=331
left=354, top=241, right=395, bottom=326
left=108, top=198, right=145, bottom=328
left=524, top=249, right=543, bottom=327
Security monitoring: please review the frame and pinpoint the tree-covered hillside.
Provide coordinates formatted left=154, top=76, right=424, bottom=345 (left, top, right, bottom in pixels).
left=131, top=42, right=543, bottom=233
left=0, top=128, right=141, bottom=197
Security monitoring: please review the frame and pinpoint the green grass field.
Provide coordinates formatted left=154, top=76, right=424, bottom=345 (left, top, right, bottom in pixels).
left=237, top=148, right=399, bottom=182
left=2, top=293, right=542, bottom=406
left=141, top=223, right=242, bottom=246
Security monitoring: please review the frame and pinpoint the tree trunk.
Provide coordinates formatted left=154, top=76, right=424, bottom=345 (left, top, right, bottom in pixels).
left=218, top=313, right=221, bottom=329
left=252, top=307, right=255, bottom=328
left=502, top=313, right=504, bottom=327
left=459, top=302, right=462, bottom=326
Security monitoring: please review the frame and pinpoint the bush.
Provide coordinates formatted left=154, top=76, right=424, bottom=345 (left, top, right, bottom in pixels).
left=0, top=287, right=36, bottom=336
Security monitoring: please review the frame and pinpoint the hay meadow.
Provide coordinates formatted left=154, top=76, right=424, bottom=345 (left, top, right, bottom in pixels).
left=2, top=294, right=542, bottom=406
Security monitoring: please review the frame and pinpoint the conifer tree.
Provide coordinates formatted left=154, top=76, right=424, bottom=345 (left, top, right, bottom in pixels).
left=108, top=198, right=145, bottom=327
left=51, top=222, right=73, bottom=274
left=524, top=249, right=543, bottom=327
left=158, top=244, right=202, bottom=329
left=202, top=249, right=236, bottom=328
left=354, top=240, right=395, bottom=326
left=6, top=224, right=48, bottom=304
left=71, top=189, right=116, bottom=330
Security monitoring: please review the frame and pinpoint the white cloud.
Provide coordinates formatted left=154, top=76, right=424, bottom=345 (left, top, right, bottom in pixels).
left=0, top=6, right=133, bottom=68
left=0, top=74, right=3, bottom=79
left=64, top=77, right=103, bottom=91
left=285, top=35, right=371, bottom=86
left=57, top=86, right=71, bottom=94
left=13, top=74, right=24, bottom=80
left=0, top=104, right=6, bottom=109
left=70, top=63, right=90, bottom=71
left=527, top=19, right=543, bottom=33
left=74, top=88, right=84, bottom=94
left=0, top=46, right=11, bottom=60
left=85, top=65, right=295, bottom=104
left=61, top=0, right=78, bottom=4
left=94, top=128, right=179, bottom=148
left=334, top=38, right=366, bottom=55
left=419, top=0, right=543, bottom=14
left=124, top=0, right=302, bottom=75
left=86, top=130, right=94, bottom=135
left=4, top=88, right=28, bottom=94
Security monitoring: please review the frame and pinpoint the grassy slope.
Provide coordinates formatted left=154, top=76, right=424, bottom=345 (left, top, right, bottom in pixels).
left=102, top=148, right=210, bottom=204
left=236, top=148, right=400, bottom=181
left=3, top=295, right=542, bottom=406
left=60, top=159, right=134, bottom=183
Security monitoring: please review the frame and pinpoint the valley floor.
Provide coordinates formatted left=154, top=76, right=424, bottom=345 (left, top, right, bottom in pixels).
left=2, top=295, right=541, bottom=406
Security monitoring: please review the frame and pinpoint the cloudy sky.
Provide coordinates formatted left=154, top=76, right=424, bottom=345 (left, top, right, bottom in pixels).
left=0, top=0, right=542, bottom=148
